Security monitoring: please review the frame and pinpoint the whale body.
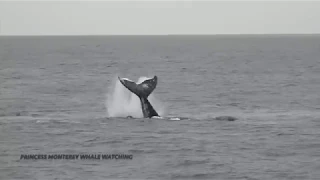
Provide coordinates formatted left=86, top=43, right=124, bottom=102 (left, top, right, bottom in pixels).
left=118, top=76, right=238, bottom=121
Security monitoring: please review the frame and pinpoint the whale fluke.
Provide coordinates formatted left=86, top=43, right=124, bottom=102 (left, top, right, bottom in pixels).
left=118, top=76, right=159, bottom=118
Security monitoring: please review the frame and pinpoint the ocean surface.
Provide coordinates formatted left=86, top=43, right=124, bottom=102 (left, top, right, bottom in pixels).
left=0, top=35, right=320, bottom=179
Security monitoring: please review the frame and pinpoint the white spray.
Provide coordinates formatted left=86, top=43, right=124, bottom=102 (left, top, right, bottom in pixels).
left=106, top=76, right=167, bottom=118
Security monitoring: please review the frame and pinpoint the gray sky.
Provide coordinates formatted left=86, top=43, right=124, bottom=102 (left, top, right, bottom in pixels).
left=0, top=1, right=320, bottom=35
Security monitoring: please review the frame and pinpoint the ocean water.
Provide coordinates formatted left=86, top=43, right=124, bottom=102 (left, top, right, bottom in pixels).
left=0, top=35, right=320, bottom=179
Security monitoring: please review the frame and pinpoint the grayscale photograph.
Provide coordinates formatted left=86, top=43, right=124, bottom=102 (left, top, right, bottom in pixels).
left=0, top=1, right=320, bottom=179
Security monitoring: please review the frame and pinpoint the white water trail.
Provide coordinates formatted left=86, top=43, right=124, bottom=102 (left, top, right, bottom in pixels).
left=106, top=76, right=167, bottom=118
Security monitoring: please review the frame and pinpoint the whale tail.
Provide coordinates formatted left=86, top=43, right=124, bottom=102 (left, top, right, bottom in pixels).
left=118, top=76, right=159, bottom=118
left=118, top=76, right=157, bottom=98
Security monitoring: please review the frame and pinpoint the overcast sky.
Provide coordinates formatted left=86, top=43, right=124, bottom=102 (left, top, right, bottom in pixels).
left=0, top=1, right=320, bottom=35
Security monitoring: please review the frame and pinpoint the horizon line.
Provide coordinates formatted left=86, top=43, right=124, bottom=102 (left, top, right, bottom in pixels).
left=1, top=33, right=320, bottom=37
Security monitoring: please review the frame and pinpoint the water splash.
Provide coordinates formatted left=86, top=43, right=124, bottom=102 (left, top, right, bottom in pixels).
left=106, top=76, right=167, bottom=118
